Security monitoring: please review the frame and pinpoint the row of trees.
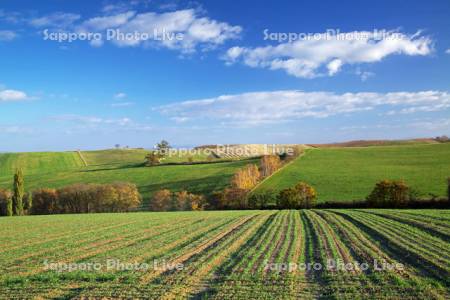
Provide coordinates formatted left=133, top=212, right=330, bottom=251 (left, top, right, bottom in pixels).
left=212, top=153, right=297, bottom=209
left=31, top=183, right=141, bottom=214
left=151, top=189, right=206, bottom=211
left=1, top=180, right=141, bottom=216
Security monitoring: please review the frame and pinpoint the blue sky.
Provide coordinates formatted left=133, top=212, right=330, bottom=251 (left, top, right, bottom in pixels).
left=0, top=0, right=449, bottom=151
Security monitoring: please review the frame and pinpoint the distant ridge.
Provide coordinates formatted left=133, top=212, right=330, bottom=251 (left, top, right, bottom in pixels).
left=308, top=138, right=441, bottom=148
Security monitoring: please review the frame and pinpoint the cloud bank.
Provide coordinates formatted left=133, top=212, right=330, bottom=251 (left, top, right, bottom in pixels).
left=223, top=30, right=432, bottom=78
left=158, top=90, right=450, bottom=125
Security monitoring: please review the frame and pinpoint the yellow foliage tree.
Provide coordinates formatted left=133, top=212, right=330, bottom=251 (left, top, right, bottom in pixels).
left=231, top=164, right=260, bottom=190
left=260, top=155, right=281, bottom=177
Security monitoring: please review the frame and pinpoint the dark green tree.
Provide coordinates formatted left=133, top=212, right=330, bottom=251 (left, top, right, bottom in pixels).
left=156, top=140, right=171, bottom=156
left=6, top=196, right=13, bottom=216
left=13, top=169, right=25, bottom=216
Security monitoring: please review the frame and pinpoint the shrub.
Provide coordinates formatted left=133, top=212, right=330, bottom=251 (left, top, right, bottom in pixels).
left=248, top=190, right=276, bottom=209
left=152, top=189, right=172, bottom=211
left=109, top=182, right=141, bottom=212
left=151, top=189, right=205, bottom=211
left=277, top=182, right=316, bottom=209
left=208, top=191, right=226, bottom=210
left=260, top=155, right=281, bottom=177
left=145, top=151, right=163, bottom=166
left=231, top=164, right=260, bottom=190
left=214, top=188, right=248, bottom=209
left=190, top=194, right=206, bottom=211
left=0, top=189, right=13, bottom=216
left=367, top=180, right=410, bottom=208
left=174, top=190, right=190, bottom=211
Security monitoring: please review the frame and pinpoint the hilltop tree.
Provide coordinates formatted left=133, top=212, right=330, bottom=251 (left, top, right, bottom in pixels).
left=156, top=140, right=171, bottom=156
left=13, top=169, right=25, bottom=216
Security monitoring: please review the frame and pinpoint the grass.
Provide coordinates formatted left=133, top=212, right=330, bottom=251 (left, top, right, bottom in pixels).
left=0, top=152, right=83, bottom=176
left=81, top=149, right=213, bottom=166
left=1, top=143, right=449, bottom=204
left=254, top=143, right=450, bottom=202
left=0, top=149, right=256, bottom=203
left=0, top=209, right=448, bottom=299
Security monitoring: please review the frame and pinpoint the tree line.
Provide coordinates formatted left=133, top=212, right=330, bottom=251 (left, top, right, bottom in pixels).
left=148, top=150, right=312, bottom=211
left=0, top=169, right=141, bottom=216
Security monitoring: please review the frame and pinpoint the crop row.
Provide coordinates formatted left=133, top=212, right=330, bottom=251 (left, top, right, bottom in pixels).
left=0, top=210, right=448, bottom=299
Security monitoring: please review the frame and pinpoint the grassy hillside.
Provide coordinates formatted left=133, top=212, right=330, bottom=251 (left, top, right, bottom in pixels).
left=254, top=143, right=450, bottom=202
left=0, top=210, right=448, bottom=298
left=0, top=152, right=83, bottom=176
left=0, top=149, right=255, bottom=203
left=308, top=138, right=438, bottom=148
left=81, top=149, right=149, bottom=167
left=82, top=149, right=215, bottom=166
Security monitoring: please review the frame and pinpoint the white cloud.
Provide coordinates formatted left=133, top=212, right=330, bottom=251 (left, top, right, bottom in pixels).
left=327, top=59, right=342, bottom=76
left=0, top=30, right=17, bottom=41
left=158, top=90, right=450, bottom=125
left=52, top=114, right=130, bottom=125
left=223, top=30, right=432, bottom=78
left=81, top=11, right=136, bottom=31
left=80, top=9, right=241, bottom=52
left=30, top=12, right=81, bottom=28
left=114, top=92, right=127, bottom=99
left=102, top=0, right=152, bottom=13
left=0, top=89, right=28, bottom=102
left=446, top=48, right=450, bottom=54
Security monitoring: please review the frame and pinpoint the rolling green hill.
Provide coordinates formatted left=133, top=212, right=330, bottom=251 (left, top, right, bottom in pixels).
left=1, top=143, right=449, bottom=205
left=81, top=149, right=149, bottom=167
left=0, top=152, right=83, bottom=176
left=253, top=143, right=450, bottom=202
left=0, top=149, right=255, bottom=204
left=81, top=149, right=214, bottom=167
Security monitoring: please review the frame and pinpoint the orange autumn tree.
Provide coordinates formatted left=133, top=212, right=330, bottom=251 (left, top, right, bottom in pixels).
left=260, top=155, right=281, bottom=177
